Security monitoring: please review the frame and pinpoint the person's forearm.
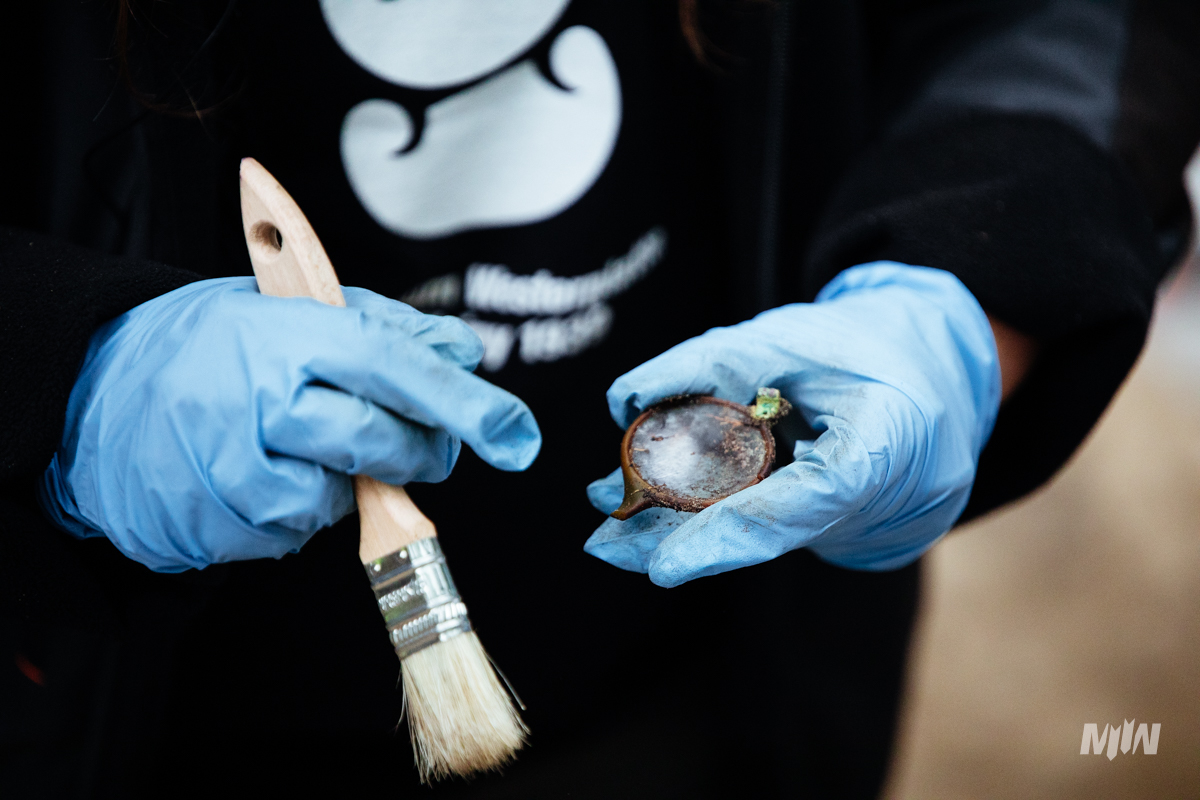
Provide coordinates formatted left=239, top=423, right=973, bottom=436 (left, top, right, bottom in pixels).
left=988, top=314, right=1038, bottom=401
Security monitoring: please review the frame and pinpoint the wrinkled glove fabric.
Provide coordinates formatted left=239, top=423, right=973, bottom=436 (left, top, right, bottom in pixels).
left=585, top=262, right=1001, bottom=586
left=39, top=277, right=541, bottom=572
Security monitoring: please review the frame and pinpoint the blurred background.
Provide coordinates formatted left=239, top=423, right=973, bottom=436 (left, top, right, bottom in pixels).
left=884, top=151, right=1200, bottom=798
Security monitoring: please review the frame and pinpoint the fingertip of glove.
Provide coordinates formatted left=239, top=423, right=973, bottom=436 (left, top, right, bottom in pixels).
left=646, top=531, right=730, bottom=588
left=648, top=552, right=713, bottom=588
left=583, top=547, right=650, bottom=575
left=582, top=526, right=652, bottom=574
left=477, top=424, right=542, bottom=472
left=604, top=388, right=641, bottom=429
left=647, top=560, right=686, bottom=588
left=586, top=468, right=625, bottom=514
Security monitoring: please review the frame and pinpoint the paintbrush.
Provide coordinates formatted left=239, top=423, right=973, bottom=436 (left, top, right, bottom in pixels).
left=238, top=157, right=527, bottom=781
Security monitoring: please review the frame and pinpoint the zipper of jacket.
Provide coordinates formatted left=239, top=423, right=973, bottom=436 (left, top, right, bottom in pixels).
left=756, top=0, right=792, bottom=312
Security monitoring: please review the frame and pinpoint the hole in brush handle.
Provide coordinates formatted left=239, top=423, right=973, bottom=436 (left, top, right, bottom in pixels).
left=239, top=157, right=345, bottom=306
left=249, top=221, right=284, bottom=254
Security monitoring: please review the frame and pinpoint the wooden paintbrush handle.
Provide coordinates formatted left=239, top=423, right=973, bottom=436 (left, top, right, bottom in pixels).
left=353, top=474, right=436, bottom=559
left=238, top=157, right=434, bottom=563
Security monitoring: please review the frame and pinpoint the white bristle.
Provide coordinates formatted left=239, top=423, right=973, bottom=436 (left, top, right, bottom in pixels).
left=402, top=631, right=528, bottom=782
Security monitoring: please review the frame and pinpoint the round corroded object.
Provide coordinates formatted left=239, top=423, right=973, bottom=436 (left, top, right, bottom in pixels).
left=615, top=396, right=775, bottom=518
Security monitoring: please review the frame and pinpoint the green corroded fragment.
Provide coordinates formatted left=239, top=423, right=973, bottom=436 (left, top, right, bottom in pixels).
left=750, top=387, right=791, bottom=424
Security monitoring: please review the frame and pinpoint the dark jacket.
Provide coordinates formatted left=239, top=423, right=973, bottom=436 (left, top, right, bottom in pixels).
left=3, top=1, right=1197, bottom=797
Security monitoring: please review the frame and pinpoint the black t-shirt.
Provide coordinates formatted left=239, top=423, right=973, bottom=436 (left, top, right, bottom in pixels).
left=5, top=1, right=1193, bottom=795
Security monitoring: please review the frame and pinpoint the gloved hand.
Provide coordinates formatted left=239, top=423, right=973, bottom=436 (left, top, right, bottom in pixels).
left=584, top=262, right=1001, bottom=586
left=39, top=277, right=540, bottom=573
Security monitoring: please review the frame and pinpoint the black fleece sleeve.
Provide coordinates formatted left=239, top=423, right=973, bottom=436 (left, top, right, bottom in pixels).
left=805, top=114, right=1161, bottom=519
left=804, top=0, right=1200, bottom=520
left=0, top=227, right=200, bottom=620
left=0, top=228, right=201, bottom=479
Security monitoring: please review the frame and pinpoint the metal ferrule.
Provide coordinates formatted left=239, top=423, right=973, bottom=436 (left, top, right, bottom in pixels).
left=364, top=537, right=472, bottom=660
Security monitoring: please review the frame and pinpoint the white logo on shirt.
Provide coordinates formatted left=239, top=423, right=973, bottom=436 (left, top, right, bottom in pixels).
left=323, top=0, right=622, bottom=240
left=340, top=26, right=621, bottom=240
left=320, top=0, right=571, bottom=89
left=463, top=227, right=665, bottom=316
left=322, top=1, right=648, bottom=368
left=404, top=228, right=667, bottom=371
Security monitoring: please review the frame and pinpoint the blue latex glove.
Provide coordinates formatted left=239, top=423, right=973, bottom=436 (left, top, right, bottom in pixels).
left=584, top=262, right=1001, bottom=586
left=39, top=277, right=540, bottom=573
